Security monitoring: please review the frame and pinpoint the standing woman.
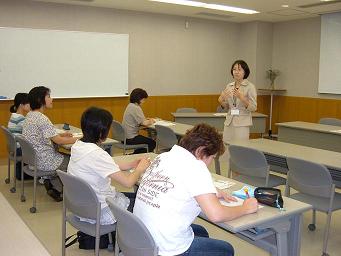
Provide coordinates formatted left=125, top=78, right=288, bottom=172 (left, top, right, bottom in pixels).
left=122, top=88, right=156, bottom=154
left=218, top=60, right=257, bottom=143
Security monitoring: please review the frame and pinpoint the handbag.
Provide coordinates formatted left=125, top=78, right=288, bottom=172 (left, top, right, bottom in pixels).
left=65, top=231, right=115, bottom=250
left=254, top=187, right=284, bottom=209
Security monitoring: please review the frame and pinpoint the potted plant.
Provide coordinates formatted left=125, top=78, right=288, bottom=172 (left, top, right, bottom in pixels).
left=266, top=69, right=280, bottom=90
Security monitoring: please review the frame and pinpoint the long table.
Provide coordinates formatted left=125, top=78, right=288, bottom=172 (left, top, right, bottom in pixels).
left=112, top=153, right=311, bottom=256
left=0, top=193, right=51, bottom=255
left=277, top=121, right=341, bottom=152
left=54, top=124, right=117, bottom=152
left=228, top=138, right=341, bottom=187
left=172, top=112, right=267, bottom=135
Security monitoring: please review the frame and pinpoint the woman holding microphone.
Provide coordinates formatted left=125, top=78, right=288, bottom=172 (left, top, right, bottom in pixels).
left=218, top=60, right=257, bottom=143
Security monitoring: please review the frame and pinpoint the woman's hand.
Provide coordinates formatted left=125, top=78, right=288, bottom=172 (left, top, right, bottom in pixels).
left=135, top=158, right=151, bottom=174
left=60, top=132, right=72, bottom=137
left=242, top=198, right=258, bottom=214
left=216, top=188, right=237, bottom=202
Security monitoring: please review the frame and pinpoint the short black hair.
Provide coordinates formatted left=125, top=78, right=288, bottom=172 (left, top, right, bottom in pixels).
left=129, top=88, right=148, bottom=104
left=230, top=60, right=250, bottom=79
left=81, top=107, right=113, bottom=144
left=10, top=93, right=29, bottom=113
left=28, top=86, right=50, bottom=110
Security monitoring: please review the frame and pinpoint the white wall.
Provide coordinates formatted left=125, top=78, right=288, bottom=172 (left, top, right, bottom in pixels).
left=0, top=0, right=240, bottom=96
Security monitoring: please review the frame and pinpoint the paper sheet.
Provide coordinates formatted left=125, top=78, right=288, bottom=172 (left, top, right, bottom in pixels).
left=330, top=129, right=341, bottom=133
left=213, top=113, right=227, bottom=117
left=213, top=180, right=235, bottom=190
left=220, top=198, right=264, bottom=208
left=154, top=120, right=175, bottom=126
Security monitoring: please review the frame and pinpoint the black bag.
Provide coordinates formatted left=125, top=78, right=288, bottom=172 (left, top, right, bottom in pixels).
left=254, top=187, right=284, bottom=209
left=65, top=231, right=115, bottom=250
left=16, top=162, right=33, bottom=180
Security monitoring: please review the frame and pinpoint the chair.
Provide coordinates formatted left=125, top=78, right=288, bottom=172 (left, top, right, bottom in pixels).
left=176, top=107, right=197, bottom=113
left=228, top=145, right=286, bottom=187
left=111, top=120, right=148, bottom=155
left=319, top=117, right=341, bottom=127
left=57, top=170, right=115, bottom=256
left=285, top=157, right=341, bottom=256
left=1, top=126, right=21, bottom=192
left=16, top=135, right=56, bottom=213
left=155, top=125, right=178, bottom=153
left=106, top=197, right=158, bottom=256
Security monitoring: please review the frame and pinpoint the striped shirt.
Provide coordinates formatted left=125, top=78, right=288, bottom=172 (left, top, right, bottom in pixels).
left=8, top=113, right=25, bottom=135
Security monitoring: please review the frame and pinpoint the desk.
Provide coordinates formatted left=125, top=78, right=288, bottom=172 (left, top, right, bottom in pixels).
left=228, top=138, right=341, bottom=187
left=54, top=124, right=117, bottom=151
left=172, top=112, right=267, bottom=135
left=0, top=193, right=51, bottom=255
left=277, top=121, right=341, bottom=152
left=112, top=154, right=311, bottom=256
left=203, top=174, right=311, bottom=256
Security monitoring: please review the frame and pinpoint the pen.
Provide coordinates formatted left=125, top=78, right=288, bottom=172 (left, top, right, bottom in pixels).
left=244, top=187, right=250, bottom=198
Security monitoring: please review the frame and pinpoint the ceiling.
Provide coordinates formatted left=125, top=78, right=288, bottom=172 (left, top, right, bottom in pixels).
left=32, top=0, right=341, bottom=23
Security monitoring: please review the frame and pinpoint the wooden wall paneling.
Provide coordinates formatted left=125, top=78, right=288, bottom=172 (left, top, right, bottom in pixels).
left=297, top=97, right=318, bottom=123
left=317, top=98, right=340, bottom=121
left=0, top=100, right=12, bottom=159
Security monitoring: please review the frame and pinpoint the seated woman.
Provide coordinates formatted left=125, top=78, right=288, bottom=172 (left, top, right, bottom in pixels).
left=67, top=107, right=150, bottom=224
left=8, top=93, right=31, bottom=180
left=23, top=86, right=77, bottom=201
left=133, top=124, right=258, bottom=256
left=8, top=93, right=30, bottom=134
left=122, top=88, right=156, bottom=154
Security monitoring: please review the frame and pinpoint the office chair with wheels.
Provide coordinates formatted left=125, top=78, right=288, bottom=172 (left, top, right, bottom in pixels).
left=57, top=170, right=115, bottom=256
left=285, top=157, right=341, bottom=256
left=228, top=145, right=286, bottom=187
left=106, top=197, right=158, bottom=256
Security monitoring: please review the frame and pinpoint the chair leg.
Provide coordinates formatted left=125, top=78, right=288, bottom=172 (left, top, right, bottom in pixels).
left=6, top=157, right=10, bottom=184
left=308, top=210, right=317, bottom=231
left=30, top=174, right=37, bottom=213
left=20, top=163, right=26, bottom=202
left=114, top=230, right=119, bottom=256
left=11, top=160, right=17, bottom=192
left=322, top=211, right=332, bottom=255
left=61, top=197, right=66, bottom=256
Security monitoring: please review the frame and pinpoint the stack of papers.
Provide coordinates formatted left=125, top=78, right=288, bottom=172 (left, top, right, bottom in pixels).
left=220, top=197, right=264, bottom=209
left=154, top=120, right=175, bottom=126
left=213, top=180, right=235, bottom=190
left=55, top=128, right=65, bottom=134
left=72, top=132, right=83, bottom=138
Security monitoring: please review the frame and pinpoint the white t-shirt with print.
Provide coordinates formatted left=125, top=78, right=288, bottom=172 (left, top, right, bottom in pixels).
left=133, top=145, right=217, bottom=256
left=67, top=140, right=120, bottom=209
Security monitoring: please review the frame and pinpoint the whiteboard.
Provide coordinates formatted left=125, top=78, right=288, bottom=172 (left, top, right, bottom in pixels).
left=318, top=13, right=341, bottom=94
left=0, top=27, right=129, bottom=98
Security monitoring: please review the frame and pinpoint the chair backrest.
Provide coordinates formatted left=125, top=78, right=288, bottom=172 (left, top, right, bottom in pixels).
left=286, top=157, right=333, bottom=198
left=155, top=125, right=178, bottom=150
left=228, top=145, right=268, bottom=178
left=319, top=117, right=341, bottom=127
left=15, top=135, right=37, bottom=167
left=112, top=120, right=126, bottom=142
left=57, top=170, right=100, bottom=219
left=216, top=105, right=227, bottom=113
left=106, top=197, right=158, bottom=256
left=1, top=126, right=16, bottom=155
left=176, top=107, right=197, bottom=113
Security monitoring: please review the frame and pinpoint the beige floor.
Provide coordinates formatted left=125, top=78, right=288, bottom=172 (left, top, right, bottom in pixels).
left=0, top=157, right=340, bottom=256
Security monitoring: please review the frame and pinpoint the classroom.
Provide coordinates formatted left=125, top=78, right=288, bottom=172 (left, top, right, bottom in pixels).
left=1, top=0, right=341, bottom=256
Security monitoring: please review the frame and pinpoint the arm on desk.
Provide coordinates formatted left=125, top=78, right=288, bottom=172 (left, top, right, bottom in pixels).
left=110, top=158, right=150, bottom=188
left=195, top=193, right=258, bottom=223
left=51, top=134, right=77, bottom=145
left=141, top=118, right=155, bottom=126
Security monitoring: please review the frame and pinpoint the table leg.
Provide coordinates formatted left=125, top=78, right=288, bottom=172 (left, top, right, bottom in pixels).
left=272, top=220, right=291, bottom=256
